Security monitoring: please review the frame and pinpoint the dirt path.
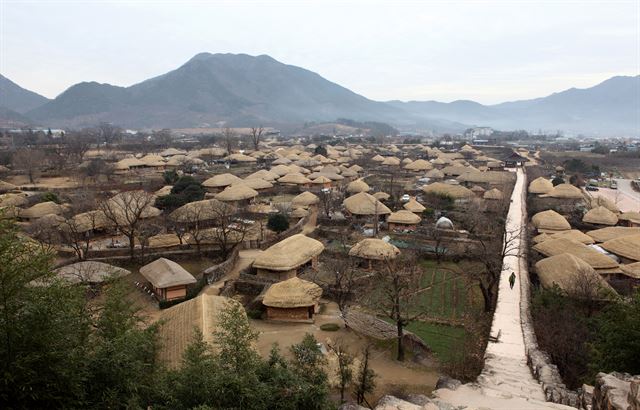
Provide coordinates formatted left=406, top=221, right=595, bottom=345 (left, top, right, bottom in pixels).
left=301, top=205, right=318, bottom=235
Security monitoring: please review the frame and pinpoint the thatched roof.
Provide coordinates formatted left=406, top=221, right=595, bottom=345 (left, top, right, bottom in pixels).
left=291, top=191, right=319, bottom=207
left=247, top=169, right=279, bottom=181
left=147, top=233, right=183, bottom=248
left=350, top=164, right=363, bottom=172
left=272, top=157, right=292, bottom=165
left=620, top=262, right=640, bottom=279
left=425, top=169, right=444, bottom=179
left=160, top=148, right=187, bottom=157
left=404, top=198, right=426, bottom=212
left=225, top=153, right=258, bottom=163
left=0, top=192, right=28, bottom=207
left=343, top=192, right=391, bottom=215
left=470, top=185, right=486, bottom=193
left=0, top=180, right=17, bottom=193
left=253, top=234, right=324, bottom=271
left=202, top=173, right=243, bottom=188
left=372, top=192, right=390, bottom=201
left=55, top=261, right=130, bottom=284
left=422, top=182, right=474, bottom=199
left=531, top=210, right=571, bottom=233
left=548, top=229, right=595, bottom=245
left=312, top=176, right=332, bottom=184
left=371, top=154, right=385, bottom=162
left=236, top=178, right=273, bottom=190
left=346, top=179, right=370, bottom=193
left=456, top=170, right=515, bottom=185
left=588, top=196, right=620, bottom=214
left=618, top=212, right=640, bottom=225
left=528, top=177, right=553, bottom=194
left=154, top=185, right=173, bottom=197
left=405, top=160, right=433, bottom=171
left=105, top=191, right=161, bottom=222
left=20, top=201, right=66, bottom=219
left=349, top=238, right=400, bottom=260
left=278, top=173, right=312, bottom=185
left=139, top=258, right=197, bottom=288
left=483, top=188, right=504, bottom=200
left=170, top=198, right=230, bottom=222
left=215, top=184, right=259, bottom=202
left=270, top=165, right=293, bottom=176
left=533, top=238, right=619, bottom=270
left=583, top=206, right=618, bottom=226
left=115, top=157, right=146, bottom=170
left=307, top=171, right=344, bottom=181
left=263, top=277, right=323, bottom=308
left=586, top=227, right=640, bottom=242
left=541, top=183, right=584, bottom=199
left=388, top=210, right=422, bottom=225
left=601, top=234, right=640, bottom=261
left=535, top=253, right=614, bottom=294
left=381, top=156, right=401, bottom=166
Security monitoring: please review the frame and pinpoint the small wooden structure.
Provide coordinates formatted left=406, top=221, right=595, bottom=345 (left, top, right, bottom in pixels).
left=262, top=277, right=323, bottom=323
left=252, top=234, right=324, bottom=281
left=503, top=152, right=528, bottom=167
left=139, top=257, right=197, bottom=302
left=348, top=238, right=400, bottom=270
left=387, top=210, right=422, bottom=232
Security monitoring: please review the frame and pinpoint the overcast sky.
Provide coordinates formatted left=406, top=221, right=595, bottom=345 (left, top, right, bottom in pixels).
left=1, top=0, right=638, bottom=104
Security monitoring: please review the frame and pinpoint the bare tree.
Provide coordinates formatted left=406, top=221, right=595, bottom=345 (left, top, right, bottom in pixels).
left=567, top=267, right=613, bottom=316
left=366, top=255, right=427, bottom=361
left=249, top=126, right=264, bottom=151
left=98, top=122, right=121, bottom=146
left=60, top=211, right=103, bottom=260
left=222, top=127, right=236, bottom=155
left=354, top=345, right=376, bottom=407
left=99, top=190, right=156, bottom=258
left=12, top=148, right=45, bottom=184
left=310, top=258, right=359, bottom=322
left=327, top=339, right=353, bottom=403
left=202, top=202, right=248, bottom=258
left=65, top=133, right=92, bottom=163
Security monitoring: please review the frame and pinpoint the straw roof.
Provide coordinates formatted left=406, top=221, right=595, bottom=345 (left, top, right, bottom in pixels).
left=588, top=196, right=620, bottom=214
left=115, top=157, right=146, bottom=170
left=346, top=179, right=370, bottom=193
left=139, top=258, right=197, bottom=288
left=291, top=191, right=320, bottom=207
left=307, top=171, right=344, bottom=181
left=20, top=201, right=66, bottom=219
left=549, top=229, right=595, bottom=245
left=278, top=173, right=312, bottom=185
left=349, top=164, right=363, bottom=172
left=247, top=203, right=278, bottom=214
left=404, top=198, right=426, bottom=212
left=270, top=165, right=293, bottom=176
left=535, top=253, right=614, bottom=294
left=372, top=192, right=390, bottom=201
left=532, top=233, right=551, bottom=244
left=456, top=171, right=515, bottom=185
left=290, top=207, right=309, bottom=218
left=170, top=198, right=230, bottom=222
left=371, top=154, right=385, bottom=162
left=618, top=212, right=640, bottom=225
left=147, top=233, right=183, bottom=248
left=583, top=206, right=618, bottom=226
left=67, top=210, right=111, bottom=232
left=0, top=180, right=17, bottom=193
left=442, top=165, right=477, bottom=176
left=401, top=158, right=413, bottom=165
left=105, top=191, right=161, bottom=221
left=215, top=184, right=259, bottom=202
left=0, top=192, right=28, bottom=207
left=387, top=210, right=422, bottom=225
left=470, top=185, right=486, bottom=193
left=160, top=148, right=187, bottom=157
left=154, top=185, right=173, bottom=197
left=601, top=234, right=640, bottom=261
left=253, top=234, right=324, bottom=271
left=533, top=238, right=619, bottom=270
left=483, top=188, right=504, bottom=200
left=55, top=261, right=130, bottom=284
left=263, top=277, right=323, bottom=308
left=528, top=177, right=553, bottom=194
left=247, top=169, right=279, bottom=181
left=349, top=238, right=400, bottom=260
left=272, top=157, right=292, bottom=165
left=381, top=156, right=401, bottom=166
left=586, top=227, right=640, bottom=242
left=541, top=183, right=584, bottom=199
left=422, top=182, right=474, bottom=199
left=312, top=176, right=332, bottom=184
left=343, top=192, right=392, bottom=215
left=202, top=173, right=243, bottom=188
left=531, top=210, right=571, bottom=233
left=620, top=262, right=640, bottom=279
left=425, top=169, right=444, bottom=179
left=236, top=178, right=273, bottom=190
left=341, top=168, right=358, bottom=178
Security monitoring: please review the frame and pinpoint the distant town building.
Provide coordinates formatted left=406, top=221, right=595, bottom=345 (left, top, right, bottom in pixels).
left=465, top=127, right=494, bottom=139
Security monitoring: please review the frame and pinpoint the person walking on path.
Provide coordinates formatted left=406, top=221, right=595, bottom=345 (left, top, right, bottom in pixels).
left=509, top=272, right=516, bottom=289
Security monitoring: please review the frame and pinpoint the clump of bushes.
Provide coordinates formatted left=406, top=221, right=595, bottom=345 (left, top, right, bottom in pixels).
left=320, top=323, right=340, bottom=332
left=156, top=176, right=204, bottom=210
left=41, top=192, right=60, bottom=204
left=267, top=213, right=290, bottom=233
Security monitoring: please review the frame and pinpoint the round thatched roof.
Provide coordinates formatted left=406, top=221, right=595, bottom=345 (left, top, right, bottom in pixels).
left=236, top=178, right=273, bottom=190
left=425, top=169, right=444, bottom=179
left=620, top=262, right=640, bottom=279
left=405, top=159, right=433, bottom=171
left=170, top=199, right=230, bottom=222
left=372, top=192, right=390, bottom=201
left=528, top=177, right=553, bottom=194
left=253, top=234, right=324, bottom=271
left=202, top=173, right=243, bottom=188
left=349, top=238, right=400, bottom=260
left=533, top=238, right=619, bottom=270
left=619, top=212, right=640, bottom=225
left=601, top=234, right=640, bottom=261
left=269, top=165, right=293, bottom=176
left=312, top=176, right=332, bottom=184
left=346, top=179, right=370, bottom=193
left=272, top=157, right=292, bottom=165
left=422, top=182, right=474, bottom=199
left=154, top=185, right=173, bottom=197
left=140, top=258, right=197, bottom=288
left=382, top=157, right=401, bottom=166
left=0, top=180, right=17, bottom=193
left=263, top=277, right=323, bottom=308
left=542, top=183, right=584, bottom=199
left=225, top=153, right=257, bottom=162
left=483, top=188, right=504, bottom=200
left=0, top=192, right=28, bottom=208
left=583, top=206, right=618, bottom=226
left=278, top=173, right=312, bottom=185
left=291, top=191, right=319, bottom=207
left=20, top=201, right=66, bottom=219
left=290, top=207, right=309, bottom=218
left=55, top=261, right=130, bottom=284
left=587, top=227, right=640, bottom=242
left=388, top=210, right=422, bottom=225
left=535, top=253, right=614, bottom=295
left=547, top=229, right=595, bottom=245
left=404, top=198, right=426, bottom=212
left=588, top=196, right=620, bottom=214
left=215, top=184, right=259, bottom=202
left=531, top=210, right=571, bottom=233
left=371, top=154, right=385, bottom=162
left=247, top=169, right=279, bottom=181
left=470, top=185, right=486, bottom=193
left=343, top=192, right=391, bottom=215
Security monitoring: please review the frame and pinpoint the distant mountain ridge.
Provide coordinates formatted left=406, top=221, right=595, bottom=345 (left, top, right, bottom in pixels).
left=1, top=54, right=638, bottom=135
left=0, top=74, right=50, bottom=113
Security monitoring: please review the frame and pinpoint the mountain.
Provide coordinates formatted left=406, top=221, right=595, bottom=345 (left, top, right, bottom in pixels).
left=0, top=74, right=50, bottom=113
left=388, top=76, right=640, bottom=135
left=28, top=53, right=412, bottom=129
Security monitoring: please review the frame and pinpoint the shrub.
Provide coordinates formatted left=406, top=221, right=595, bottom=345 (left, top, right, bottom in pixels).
left=267, top=213, right=290, bottom=233
left=156, top=176, right=204, bottom=210
left=246, top=309, right=263, bottom=320
left=41, top=192, right=60, bottom=204
left=551, top=176, right=565, bottom=186
left=320, top=323, right=340, bottom=331
left=163, top=169, right=179, bottom=184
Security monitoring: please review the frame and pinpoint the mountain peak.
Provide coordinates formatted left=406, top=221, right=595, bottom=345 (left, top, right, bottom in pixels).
left=0, top=74, right=50, bottom=113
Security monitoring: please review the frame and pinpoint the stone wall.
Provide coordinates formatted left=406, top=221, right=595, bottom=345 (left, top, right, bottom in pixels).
left=259, top=213, right=309, bottom=250
left=592, top=372, right=640, bottom=410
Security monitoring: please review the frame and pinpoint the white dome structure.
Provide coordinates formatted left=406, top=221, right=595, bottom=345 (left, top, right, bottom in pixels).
left=435, top=216, right=454, bottom=230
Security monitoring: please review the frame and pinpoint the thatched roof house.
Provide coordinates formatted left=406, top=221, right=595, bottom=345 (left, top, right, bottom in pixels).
left=20, top=201, right=66, bottom=220
left=620, top=262, right=640, bottom=279
left=422, top=182, right=474, bottom=199
left=349, top=238, right=400, bottom=262
left=404, top=198, right=426, bottom=213
left=541, top=183, right=584, bottom=199
left=371, top=154, right=385, bottom=162
left=528, top=177, right=553, bottom=194
left=247, top=169, right=279, bottom=181
left=170, top=198, right=230, bottom=223
left=0, top=192, right=28, bottom=208
left=588, top=196, right=620, bottom=214
left=55, top=261, right=130, bottom=285
left=278, top=173, right=312, bottom=185
left=586, top=227, right=640, bottom=243
left=387, top=210, right=421, bottom=230
left=618, top=212, right=640, bottom=227
left=537, top=229, right=595, bottom=245
left=252, top=234, right=324, bottom=281
left=202, top=173, right=243, bottom=189
left=382, top=156, right=401, bottom=166
left=0, top=180, right=17, bottom=193
left=456, top=171, right=515, bottom=185
left=372, top=192, right=390, bottom=201
left=346, top=179, right=370, bottom=193
left=234, top=178, right=273, bottom=190
left=291, top=191, right=319, bottom=207
left=483, top=188, right=504, bottom=200
left=583, top=206, right=618, bottom=226
left=290, top=207, right=309, bottom=218
left=262, top=277, right=323, bottom=322
left=225, top=153, right=257, bottom=162
left=139, top=257, right=197, bottom=301
left=531, top=210, right=571, bottom=233
left=535, top=253, right=614, bottom=295
left=425, top=169, right=445, bottom=179
left=404, top=159, right=433, bottom=171
left=214, top=184, right=259, bottom=202
left=533, top=238, right=619, bottom=271
left=343, top=192, right=391, bottom=216
left=601, top=234, right=640, bottom=262
left=270, top=165, right=293, bottom=176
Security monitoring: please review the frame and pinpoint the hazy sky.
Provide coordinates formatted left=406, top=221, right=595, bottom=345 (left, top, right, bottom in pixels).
left=1, top=0, right=638, bottom=104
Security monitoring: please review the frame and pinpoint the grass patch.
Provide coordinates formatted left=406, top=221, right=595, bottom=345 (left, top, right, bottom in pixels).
left=320, top=323, right=340, bottom=331
left=405, top=321, right=467, bottom=363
